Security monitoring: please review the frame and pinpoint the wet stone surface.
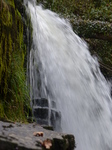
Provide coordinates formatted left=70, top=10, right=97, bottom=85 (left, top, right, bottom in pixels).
left=32, top=98, right=61, bottom=130
left=0, top=121, right=75, bottom=150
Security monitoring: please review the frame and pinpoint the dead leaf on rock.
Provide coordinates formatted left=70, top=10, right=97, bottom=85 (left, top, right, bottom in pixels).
left=42, top=139, right=52, bottom=149
left=33, top=131, right=43, bottom=137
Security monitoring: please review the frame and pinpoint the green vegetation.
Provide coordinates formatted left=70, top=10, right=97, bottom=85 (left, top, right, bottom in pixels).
left=0, top=0, right=31, bottom=122
left=37, top=0, right=112, bottom=22
left=37, top=0, right=112, bottom=77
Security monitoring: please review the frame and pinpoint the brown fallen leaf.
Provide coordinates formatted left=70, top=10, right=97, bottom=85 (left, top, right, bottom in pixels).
left=42, top=139, right=52, bottom=149
left=33, top=131, right=43, bottom=137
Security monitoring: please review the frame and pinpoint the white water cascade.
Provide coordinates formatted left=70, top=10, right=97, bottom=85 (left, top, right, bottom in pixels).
left=25, top=1, right=112, bottom=150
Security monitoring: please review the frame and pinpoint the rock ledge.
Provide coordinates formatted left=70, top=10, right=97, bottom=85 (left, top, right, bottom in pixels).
left=0, top=121, right=76, bottom=150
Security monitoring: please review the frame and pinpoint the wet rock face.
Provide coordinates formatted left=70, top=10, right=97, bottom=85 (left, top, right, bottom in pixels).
left=32, top=98, right=61, bottom=130
left=0, top=121, right=75, bottom=150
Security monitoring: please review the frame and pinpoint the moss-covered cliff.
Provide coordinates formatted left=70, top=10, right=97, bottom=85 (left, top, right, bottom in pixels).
left=0, top=0, right=31, bottom=122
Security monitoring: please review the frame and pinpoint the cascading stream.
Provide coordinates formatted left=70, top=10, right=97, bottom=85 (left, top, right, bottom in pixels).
left=25, top=1, right=112, bottom=149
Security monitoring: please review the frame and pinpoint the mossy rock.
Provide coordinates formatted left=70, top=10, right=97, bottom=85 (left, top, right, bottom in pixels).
left=0, top=0, right=31, bottom=122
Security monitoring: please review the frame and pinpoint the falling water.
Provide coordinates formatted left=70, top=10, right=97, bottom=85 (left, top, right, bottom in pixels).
left=25, top=1, right=112, bottom=149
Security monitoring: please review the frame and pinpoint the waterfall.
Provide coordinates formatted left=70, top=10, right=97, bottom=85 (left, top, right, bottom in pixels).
left=25, top=1, right=112, bottom=150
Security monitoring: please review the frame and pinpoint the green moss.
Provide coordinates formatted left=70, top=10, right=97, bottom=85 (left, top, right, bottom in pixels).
left=0, top=0, right=31, bottom=122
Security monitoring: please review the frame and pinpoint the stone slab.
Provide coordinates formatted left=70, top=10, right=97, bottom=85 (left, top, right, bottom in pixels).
left=0, top=121, right=76, bottom=150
